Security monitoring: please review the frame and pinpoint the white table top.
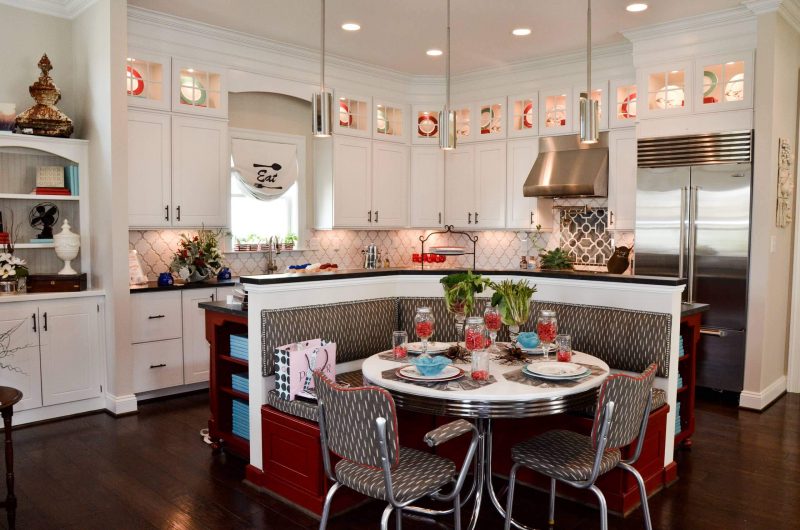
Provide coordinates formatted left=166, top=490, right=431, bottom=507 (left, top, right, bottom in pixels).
left=361, top=350, right=610, bottom=404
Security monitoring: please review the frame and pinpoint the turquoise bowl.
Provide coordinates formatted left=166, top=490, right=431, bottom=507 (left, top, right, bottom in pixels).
left=409, top=355, right=452, bottom=376
left=517, top=332, right=540, bottom=349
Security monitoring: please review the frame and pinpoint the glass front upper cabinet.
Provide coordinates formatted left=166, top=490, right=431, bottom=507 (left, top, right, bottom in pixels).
left=126, top=52, right=170, bottom=110
left=589, top=83, right=609, bottom=131
left=411, top=104, right=442, bottom=145
left=335, top=93, right=372, bottom=137
left=454, top=104, right=473, bottom=143
left=171, top=59, right=227, bottom=118
left=507, top=93, right=538, bottom=137
left=476, top=97, right=506, bottom=140
left=609, top=79, right=637, bottom=128
left=539, top=88, right=572, bottom=133
left=695, top=52, right=753, bottom=112
left=373, top=100, right=408, bottom=143
left=637, top=62, right=692, bottom=118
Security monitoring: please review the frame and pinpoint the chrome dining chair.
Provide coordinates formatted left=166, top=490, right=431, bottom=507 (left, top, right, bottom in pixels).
left=504, top=363, right=658, bottom=530
left=313, top=371, right=480, bottom=530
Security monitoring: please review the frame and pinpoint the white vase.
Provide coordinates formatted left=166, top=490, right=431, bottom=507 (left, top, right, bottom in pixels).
left=53, top=219, right=80, bottom=275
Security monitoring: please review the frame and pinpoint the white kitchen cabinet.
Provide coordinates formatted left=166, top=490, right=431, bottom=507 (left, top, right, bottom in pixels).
left=130, top=291, right=182, bottom=343
left=410, top=147, right=445, bottom=228
left=637, top=62, right=693, bottom=119
left=506, top=139, right=554, bottom=230
left=607, top=128, right=637, bottom=231
left=0, top=304, right=41, bottom=412
left=444, top=147, right=475, bottom=227
left=126, top=52, right=171, bottom=111
left=474, top=97, right=507, bottom=141
left=539, top=88, right=573, bottom=134
left=609, top=79, right=638, bottom=129
left=371, top=142, right=409, bottom=227
left=335, top=92, right=372, bottom=138
left=332, top=136, right=373, bottom=227
left=171, top=115, right=229, bottom=227
left=694, top=52, right=753, bottom=113
left=373, top=100, right=409, bottom=144
left=171, top=58, right=227, bottom=118
left=412, top=104, right=442, bottom=145
left=128, top=110, right=172, bottom=227
left=182, top=288, right=217, bottom=385
left=133, top=339, right=184, bottom=393
left=444, top=142, right=506, bottom=229
left=453, top=103, right=474, bottom=144
left=507, top=93, right=539, bottom=138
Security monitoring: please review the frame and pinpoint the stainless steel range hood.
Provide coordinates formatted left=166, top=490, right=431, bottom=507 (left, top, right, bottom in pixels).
left=523, top=132, right=609, bottom=198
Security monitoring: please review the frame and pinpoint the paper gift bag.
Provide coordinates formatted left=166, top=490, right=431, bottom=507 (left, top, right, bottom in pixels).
left=274, top=339, right=336, bottom=401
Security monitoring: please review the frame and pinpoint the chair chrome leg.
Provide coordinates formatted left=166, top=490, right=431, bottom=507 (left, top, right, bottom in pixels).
left=504, top=463, right=520, bottom=530
left=619, top=462, right=653, bottom=530
left=380, top=504, right=394, bottom=530
left=454, top=492, right=461, bottom=530
left=548, top=477, right=556, bottom=526
left=588, top=484, right=608, bottom=530
left=396, top=507, right=403, bottom=530
left=319, top=482, right=341, bottom=530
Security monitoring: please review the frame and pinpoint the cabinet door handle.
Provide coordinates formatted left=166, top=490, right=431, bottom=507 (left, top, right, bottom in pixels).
left=468, top=212, right=472, bottom=224
left=530, top=211, right=534, bottom=225
left=374, top=210, right=379, bottom=223
left=438, top=212, right=442, bottom=224
left=164, top=205, right=170, bottom=221
left=148, top=314, right=166, bottom=319
left=368, top=210, right=372, bottom=223
left=32, top=313, right=36, bottom=333
left=475, top=212, right=479, bottom=224
left=176, top=205, right=181, bottom=222
left=149, top=363, right=167, bottom=369
left=43, top=312, right=47, bottom=332
left=210, top=293, right=215, bottom=301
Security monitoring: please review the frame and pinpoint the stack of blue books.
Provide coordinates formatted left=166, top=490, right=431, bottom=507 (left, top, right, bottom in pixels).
left=675, top=402, right=682, bottom=434
left=678, top=374, right=684, bottom=389
left=230, top=334, right=248, bottom=361
left=231, top=373, right=249, bottom=394
left=232, top=399, right=249, bottom=440
left=679, top=336, right=685, bottom=357
left=64, top=165, right=79, bottom=195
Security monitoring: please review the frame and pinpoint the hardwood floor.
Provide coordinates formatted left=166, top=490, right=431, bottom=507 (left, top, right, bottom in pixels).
left=5, top=391, right=799, bottom=529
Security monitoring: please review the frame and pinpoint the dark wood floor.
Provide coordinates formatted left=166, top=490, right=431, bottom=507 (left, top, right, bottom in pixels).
left=5, top=391, right=799, bottom=529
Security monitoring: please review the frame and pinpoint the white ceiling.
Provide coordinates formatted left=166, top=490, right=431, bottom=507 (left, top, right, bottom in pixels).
left=128, top=0, right=744, bottom=75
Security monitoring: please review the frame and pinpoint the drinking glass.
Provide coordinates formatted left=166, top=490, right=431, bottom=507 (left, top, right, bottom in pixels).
left=464, top=316, right=486, bottom=353
left=483, top=302, right=502, bottom=352
left=555, top=334, right=572, bottom=362
left=414, top=307, right=435, bottom=355
left=536, top=310, right=558, bottom=360
left=471, top=350, right=490, bottom=381
left=392, top=331, right=408, bottom=360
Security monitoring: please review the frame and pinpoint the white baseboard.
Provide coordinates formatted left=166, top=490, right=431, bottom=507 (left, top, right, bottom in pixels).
left=104, top=393, right=139, bottom=415
left=135, top=382, right=208, bottom=402
left=739, top=376, right=787, bottom=410
left=13, top=397, right=106, bottom=427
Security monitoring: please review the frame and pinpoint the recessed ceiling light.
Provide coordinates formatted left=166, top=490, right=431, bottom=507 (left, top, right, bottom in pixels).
left=512, top=28, right=531, bottom=36
left=341, top=22, right=361, bottom=31
left=127, top=57, right=134, bottom=61
left=426, top=49, right=443, bottom=56
left=626, top=3, right=648, bottom=12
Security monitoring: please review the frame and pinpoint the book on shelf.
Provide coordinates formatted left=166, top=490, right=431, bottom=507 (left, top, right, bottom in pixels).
left=29, top=238, right=54, bottom=244
left=32, top=187, right=71, bottom=196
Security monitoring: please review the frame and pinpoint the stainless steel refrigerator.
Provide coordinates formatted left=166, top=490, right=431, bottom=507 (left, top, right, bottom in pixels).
left=635, top=131, right=753, bottom=392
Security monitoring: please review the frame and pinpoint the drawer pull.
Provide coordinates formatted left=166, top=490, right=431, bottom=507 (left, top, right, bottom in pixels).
left=148, top=314, right=166, bottom=319
left=149, top=363, right=167, bottom=369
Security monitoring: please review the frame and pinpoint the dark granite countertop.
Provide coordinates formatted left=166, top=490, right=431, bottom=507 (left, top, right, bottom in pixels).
left=130, top=278, right=238, bottom=294
left=239, top=267, right=687, bottom=287
left=199, top=300, right=247, bottom=317
left=681, top=302, right=711, bottom=317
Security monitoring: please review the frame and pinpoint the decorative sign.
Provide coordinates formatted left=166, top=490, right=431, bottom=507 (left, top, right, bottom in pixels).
left=231, top=138, right=298, bottom=200
left=777, top=138, right=794, bottom=228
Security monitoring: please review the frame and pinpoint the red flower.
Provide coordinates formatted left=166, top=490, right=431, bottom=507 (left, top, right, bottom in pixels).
left=194, top=258, right=206, bottom=268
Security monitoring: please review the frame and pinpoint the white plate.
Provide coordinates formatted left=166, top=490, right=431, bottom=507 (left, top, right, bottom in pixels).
left=407, top=341, right=450, bottom=354
left=526, top=361, right=588, bottom=378
left=430, top=246, right=466, bottom=256
left=522, top=365, right=590, bottom=381
left=396, top=365, right=464, bottom=382
left=521, top=346, right=547, bottom=355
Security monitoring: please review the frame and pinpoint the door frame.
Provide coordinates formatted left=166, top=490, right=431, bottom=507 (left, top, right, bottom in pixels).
left=787, top=100, right=800, bottom=393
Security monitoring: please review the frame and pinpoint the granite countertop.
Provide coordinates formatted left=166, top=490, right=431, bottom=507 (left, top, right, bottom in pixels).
left=239, top=267, right=687, bottom=287
left=681, top=302, right=711, bottom=317
left=130, top=278, right=238, bottom=294
left=199, top=300, right=247, bottom=317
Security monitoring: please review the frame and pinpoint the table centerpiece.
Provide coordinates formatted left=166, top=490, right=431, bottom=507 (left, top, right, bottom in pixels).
left=490, top=279, right=537, bottom=346
left=170, top=229, right=224, bottom=283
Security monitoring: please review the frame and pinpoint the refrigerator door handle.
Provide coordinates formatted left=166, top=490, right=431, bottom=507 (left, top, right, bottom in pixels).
left=688, top=186, right=699, bottom=303
left=700, top=328, right=730, bottom=337
left=679, top=186, right=688, bottom=279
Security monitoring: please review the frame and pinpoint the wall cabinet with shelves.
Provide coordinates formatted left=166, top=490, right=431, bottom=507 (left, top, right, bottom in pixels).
left=539, top=88, right=573, bottom=134
left=411, top=105, right=442, bottom=145
left=507, top=93, right=538, bottom=138
left=695, top=52, right=753, bottom=112
left=335, top=93, right=372, bottom=138
left=609, top=79, right=638, bottom=128
left=126, top=52, right=171, bottom=111
left=373, top=100, right=409, bottom=143
left=637, top=62, right=693, bottom=118
left=444, top=142, right=506, bottom=229
left=172, top=58, right=227, bottom=118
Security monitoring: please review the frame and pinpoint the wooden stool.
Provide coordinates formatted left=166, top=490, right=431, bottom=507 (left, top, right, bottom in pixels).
left=0, top=387, right=22, bottom=530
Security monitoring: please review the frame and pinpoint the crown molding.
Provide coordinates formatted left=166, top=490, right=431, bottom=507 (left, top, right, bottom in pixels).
left=622, top=5, right=756, bottom=43
left=0, top=0, right=96, bottom=19
left=745, top=0, right=800, bottom=33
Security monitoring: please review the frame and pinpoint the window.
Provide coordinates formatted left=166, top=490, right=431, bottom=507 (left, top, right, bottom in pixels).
left=229, top=174, right=298, bottom=245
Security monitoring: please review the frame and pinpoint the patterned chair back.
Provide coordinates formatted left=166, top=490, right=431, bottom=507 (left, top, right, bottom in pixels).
left=591, top=363, right=657, bottom=450
left=313, top=371, right=400, bottom=469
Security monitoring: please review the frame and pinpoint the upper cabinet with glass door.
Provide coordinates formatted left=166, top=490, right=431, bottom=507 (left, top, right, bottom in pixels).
left=335, top=92, right=372, bottom=138
left=373, top=100, right=409, bottom=143
left=172, top=59, right=227, bottom=118
left=609, top=79, right=638, bottom=128
left=507, top=93, right=538, bottom=137
left=412, top=104, right=442, bottom=145
left=539, top=88, right=573, bottom=134
left=453, top=103, right=473, bottom=143
left=475, top=97, right=506, bottom=140
left=695, top=52, right=753, bottom=112
left=573, top=83, right=609, bottom=131
left=637, top=62, right=692, bottom=118
left=126, top=52, right=171, bottom=111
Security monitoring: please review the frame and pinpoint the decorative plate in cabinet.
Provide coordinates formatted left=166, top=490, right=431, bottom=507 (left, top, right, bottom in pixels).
left=637, top=62, right=692, bottom=118
left=539, top=89, right=573, bottom=133
left=373, top=100, right=409, bottom=143
left=335, top=93, right=372, bottom=138
left=412, top=104, right=442, bottom=145
left=171, top=59, right=227, bottom=118
left=508, top=93, right=538, bottom=137
left=609, top=79, right=637, bottom=128
left=126, top=52, right=171, bottom=110
left=694, top=52, right=753, bottom=113
left=476, top=98, right=506, bottom=140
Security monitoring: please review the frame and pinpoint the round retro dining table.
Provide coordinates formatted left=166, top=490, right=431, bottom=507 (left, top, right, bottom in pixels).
left=361, top=350, right=610, bottom=530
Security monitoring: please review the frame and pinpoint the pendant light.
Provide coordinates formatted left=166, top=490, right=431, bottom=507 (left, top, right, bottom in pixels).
left=579, top=0, right=599, bottom=144
left=439, top=0, right=456, bottom=150
left=312, top=0, right=332, bottom=137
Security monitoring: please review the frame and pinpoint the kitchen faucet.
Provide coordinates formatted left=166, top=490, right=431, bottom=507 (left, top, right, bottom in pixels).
left=265, top=235, right=280, bottom=274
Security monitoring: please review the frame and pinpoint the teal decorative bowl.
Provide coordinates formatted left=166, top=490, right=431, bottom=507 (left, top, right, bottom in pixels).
left=517, top=332, right=540, bottom=349
left=409, top=355, right=452, bottom=376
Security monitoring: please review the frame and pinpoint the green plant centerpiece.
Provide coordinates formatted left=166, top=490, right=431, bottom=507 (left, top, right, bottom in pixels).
left=440, top=271, right=490, bottom=346
left=490, top=279, right=537, bottom=346
left=171, top=229, right=224, bottom=283
left=539, top=248, right=574, bottom=270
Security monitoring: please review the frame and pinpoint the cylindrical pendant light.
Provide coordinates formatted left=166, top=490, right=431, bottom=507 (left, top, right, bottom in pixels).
left=312, top=0, right=332, bottom=137
left=579, top=0, right=599, bottom=144
left=439, top=0, right=456, bottom=150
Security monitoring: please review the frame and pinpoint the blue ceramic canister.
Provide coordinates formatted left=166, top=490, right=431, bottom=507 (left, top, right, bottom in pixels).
left=157, top=272, right=174, bottom=286
left=217, top=267, right=232, bottom=280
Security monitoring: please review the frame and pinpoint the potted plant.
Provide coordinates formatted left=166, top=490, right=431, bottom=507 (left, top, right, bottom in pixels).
left=0, top=253, right=27, bottom=295
left=170, top=229, right=224, bottom=283
left=440, top=271, right=490, bottom=342
left=490, top=279, right=537, bottom=345
left=283, top=232, right=298, bottom=251
left=539, top=248, right=574, bottom=270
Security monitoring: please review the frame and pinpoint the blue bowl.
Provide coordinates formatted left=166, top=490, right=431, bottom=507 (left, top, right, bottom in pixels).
left=517, top=332, right=540, bottom=349
left=409, top=355, right=452, bottom=376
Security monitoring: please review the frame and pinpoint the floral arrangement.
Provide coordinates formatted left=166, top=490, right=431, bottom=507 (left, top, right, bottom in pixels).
left=490, top=279, right=537, bottom=326
left=170, top=230, right=224, bottom=282
left=0, top=252, right=27, bottom=280
left=440, top=270, right=490, bottom=315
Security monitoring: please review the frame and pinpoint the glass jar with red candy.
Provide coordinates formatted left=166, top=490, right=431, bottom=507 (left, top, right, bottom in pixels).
left=414, top=307, right=435, bottom=355
left=536, top=309, right=558, bottom=360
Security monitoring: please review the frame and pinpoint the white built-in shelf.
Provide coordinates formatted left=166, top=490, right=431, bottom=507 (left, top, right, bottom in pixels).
left=14, top=243, right=55, bottom=249
left=0, top=193, right=79, bottom=201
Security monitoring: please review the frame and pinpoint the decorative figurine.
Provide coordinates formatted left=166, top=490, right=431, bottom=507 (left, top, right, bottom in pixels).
left=53, top=219, right=80, bottom=275
left=15, top=54, right=74, bottom=138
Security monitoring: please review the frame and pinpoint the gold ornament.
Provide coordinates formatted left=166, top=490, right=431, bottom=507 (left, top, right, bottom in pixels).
left=15, top=54, right=73, bottom=138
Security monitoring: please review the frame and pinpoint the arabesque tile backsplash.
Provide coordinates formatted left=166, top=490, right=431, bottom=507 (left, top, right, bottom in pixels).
left=129, top=201, right=634, bottom=280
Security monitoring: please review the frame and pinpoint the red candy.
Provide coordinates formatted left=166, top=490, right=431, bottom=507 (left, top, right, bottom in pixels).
left=557, top=349, right=572, bottom=362
left=393, top=346, right=408, bottom=359
left=484, top=313, right=502, bottom=332
left=471, top=370, right=490, bottom=381
left=415, top=321, right=433, bottom=339
left=465, top=329, right=485, bottom=350
left=537, top=321, right=558, bottom=343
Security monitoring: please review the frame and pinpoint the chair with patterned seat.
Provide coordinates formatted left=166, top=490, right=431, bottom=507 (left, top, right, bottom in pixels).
left=504, top=363, right=658, bottom=530
left=313, top=371, right=479, bottom=530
